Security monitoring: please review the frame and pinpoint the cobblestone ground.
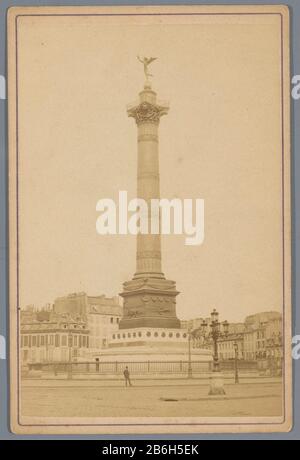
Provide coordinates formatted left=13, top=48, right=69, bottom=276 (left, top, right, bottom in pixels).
left=21, top=380, right=283, bottom=418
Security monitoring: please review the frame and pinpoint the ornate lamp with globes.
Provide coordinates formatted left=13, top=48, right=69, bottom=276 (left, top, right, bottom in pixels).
left=201, top=309, right=229, bottom=395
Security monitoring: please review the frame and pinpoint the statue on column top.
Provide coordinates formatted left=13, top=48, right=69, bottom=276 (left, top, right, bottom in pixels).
left=137, top=56, right=157, bottom=80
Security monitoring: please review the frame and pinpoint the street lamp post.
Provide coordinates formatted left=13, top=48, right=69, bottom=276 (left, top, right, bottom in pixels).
left=187, top=327, right=192, bottom=379
left=234, top=341, right=239, bottom=384
left=208, top=309, right=229, bottom=372
left=67, top=328, right=73, bottom=380
left=202, top=309, right=229, bottom=395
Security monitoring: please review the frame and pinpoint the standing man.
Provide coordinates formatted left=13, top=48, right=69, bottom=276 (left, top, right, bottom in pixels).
left=123, top=366, right=132, bottom=387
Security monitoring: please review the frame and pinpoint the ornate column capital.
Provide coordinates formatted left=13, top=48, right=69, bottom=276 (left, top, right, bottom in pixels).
left=127, top=101, right=169, bottom=125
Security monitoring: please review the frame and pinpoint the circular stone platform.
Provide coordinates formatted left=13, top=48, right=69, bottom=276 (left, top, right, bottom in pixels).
left=88, top=327, right=212, bottom=368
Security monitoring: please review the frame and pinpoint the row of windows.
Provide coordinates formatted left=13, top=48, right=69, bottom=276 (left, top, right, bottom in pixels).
left=257, top=331, right=265, bottom=339
left=112, top=331, right=187, bottom=340
left=218, top=342, right=238, bottom=350
left=21, top=334, right=89, bottom=348
left=90, top=316, right=120, bottom=324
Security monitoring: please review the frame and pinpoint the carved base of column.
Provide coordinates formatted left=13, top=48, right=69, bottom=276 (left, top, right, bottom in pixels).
left=119, top=315, right=181, bottom=329
left=119, top=277, right=181, bottom=329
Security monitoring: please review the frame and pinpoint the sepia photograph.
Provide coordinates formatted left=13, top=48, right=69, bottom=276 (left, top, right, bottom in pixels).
left=7, top=4, right=292, bottom=434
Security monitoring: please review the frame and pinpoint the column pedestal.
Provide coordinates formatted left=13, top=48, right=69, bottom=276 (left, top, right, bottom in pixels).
left=119, top=277, right=180, bottom=329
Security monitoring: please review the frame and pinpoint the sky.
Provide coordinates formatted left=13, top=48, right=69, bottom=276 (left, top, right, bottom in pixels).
left=16, top=13, right=284, bottom=322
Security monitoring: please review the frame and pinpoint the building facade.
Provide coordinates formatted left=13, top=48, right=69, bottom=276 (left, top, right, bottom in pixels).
left=243, top=312, right=282, bottom=361
left=191, top=311, right=282, bottom=367
left=21, top=293, right=123, bottom=362
left=87, top=295, right=122, bottom=350
left=20, top=314, right=89, bottom=364
left=217, top=334, right=244, bottom=360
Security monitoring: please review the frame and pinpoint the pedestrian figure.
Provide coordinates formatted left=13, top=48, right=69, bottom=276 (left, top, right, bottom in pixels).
left=123, top=366, right=132, bottom=387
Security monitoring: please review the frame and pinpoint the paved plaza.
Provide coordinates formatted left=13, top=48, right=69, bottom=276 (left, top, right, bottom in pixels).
left=21, top=378, right=283, bottom=418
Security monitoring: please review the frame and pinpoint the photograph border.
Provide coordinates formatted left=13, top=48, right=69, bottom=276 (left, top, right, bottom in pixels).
left=7, top=4, right=292, bottom=434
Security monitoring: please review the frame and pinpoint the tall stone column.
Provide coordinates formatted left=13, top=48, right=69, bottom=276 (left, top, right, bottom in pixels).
left=119, top=81, right=180, bottom=330
left=128, top=83, right=167, bottom=279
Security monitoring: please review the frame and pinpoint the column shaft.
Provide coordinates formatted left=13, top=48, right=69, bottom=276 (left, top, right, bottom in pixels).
left=135, top=121, right=163, bottom=278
